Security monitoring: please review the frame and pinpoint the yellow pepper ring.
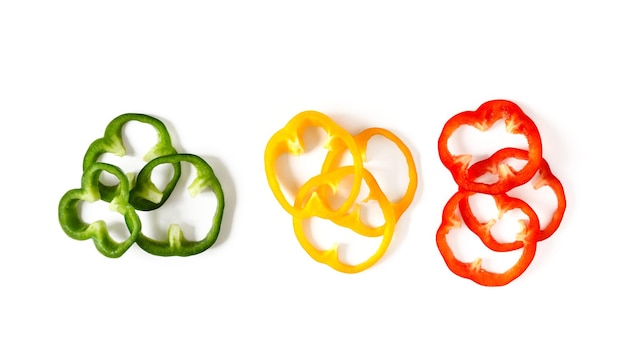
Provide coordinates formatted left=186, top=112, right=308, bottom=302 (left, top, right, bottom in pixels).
left=292, top=166, right=396, bottom=274
left=320, top=127, right=418, bottom=237
left=264, top=110, right=364, bottom=219
left=316, top=173, right=388, bottom=238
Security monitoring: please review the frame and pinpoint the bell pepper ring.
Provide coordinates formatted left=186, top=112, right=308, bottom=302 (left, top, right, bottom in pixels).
left=320, top=127, right=418, bottom=237
left=438, top=100, right=543, bottom=194
left=457, top=191, right=540, bottom=252
left=82, top=113, right=182, bottom=211
left=134, top=153, right=225, bottom=257
left=292, top=166, right=396, bottom=273
left=466, top=147, right=566, bottom=241
left=264, top=110, right=364, bottom=219
left=58, top=162, right=141, bottom=258
left=436, top=191, right=539, bottom=287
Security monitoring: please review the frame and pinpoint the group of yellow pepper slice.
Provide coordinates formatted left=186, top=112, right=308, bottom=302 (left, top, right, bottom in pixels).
left=264, top=110, right=418, bottom=273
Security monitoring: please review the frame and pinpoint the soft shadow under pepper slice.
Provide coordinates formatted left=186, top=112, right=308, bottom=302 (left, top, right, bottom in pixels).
left=438, top=100, right=543, bottom=194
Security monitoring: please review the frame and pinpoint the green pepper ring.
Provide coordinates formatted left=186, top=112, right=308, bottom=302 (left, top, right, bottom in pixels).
left=82, top=113, right=182, bottom=211
left=58, top=162, right=141, bottom=258
left=134, top=153, right=225, bottom=257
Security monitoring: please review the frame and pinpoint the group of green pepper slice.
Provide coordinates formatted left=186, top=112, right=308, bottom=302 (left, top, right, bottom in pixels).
left=436, top=100, right=566, bottom=286
left=58, top=113, right=225, bottom=257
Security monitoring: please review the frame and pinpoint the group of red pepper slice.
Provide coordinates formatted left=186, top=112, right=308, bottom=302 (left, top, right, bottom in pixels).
left=265, top=110, right=418, bottom=273
left=436, top=100, right=566, bottom=286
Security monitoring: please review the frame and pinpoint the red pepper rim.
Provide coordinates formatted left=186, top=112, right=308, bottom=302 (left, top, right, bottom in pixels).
left=438, top=100, right=543, bottom=194
left=466, top=147, right=566, bottom=241
left=436, top=191, right=539, bottom=287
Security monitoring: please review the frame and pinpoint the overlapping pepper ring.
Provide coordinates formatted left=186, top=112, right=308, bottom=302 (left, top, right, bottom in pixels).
left=320, top=127, right=418, bottom=236
left=264, top=110, right=364, bottom=219
left=438, top=99, right=543, bottom=195
left=436, top=191, right=539, bottom=287
left=436, top=100, right=566, bottom=286
left=82, top=113, right=182, bottom=211
left=60, top=113, right=225, bottom=257
left=466, top=147, right=566, bottom=242
left=58, top=162, right=142, bottom=258
left=457, top=191, right=538, bottom=252
left=292, top=167, right=396, bottom=273
left=134, top=153, right=225, bottom=257
left=265, top=111, right=418, bottom=273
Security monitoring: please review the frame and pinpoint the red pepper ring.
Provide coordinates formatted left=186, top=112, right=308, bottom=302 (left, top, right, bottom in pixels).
left=438, top=100, right=543, bottom=194
left=466, top=147, right=566, bottom=242
left=436, top=191, right=539, bottom=287
left=292, top=166, right=396, bottom=273
left=457, top=191, right=540, bottom=252
left=264, top=110, right=364, bottom=219
left=319, top=127, right=418, bottom=237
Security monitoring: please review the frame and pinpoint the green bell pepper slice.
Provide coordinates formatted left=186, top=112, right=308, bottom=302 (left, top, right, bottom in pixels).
left=58, top=162, right=141, bottom=258
left=82, top=113, right=181, bottom=211
left=134, top=153, right=225, bottom=257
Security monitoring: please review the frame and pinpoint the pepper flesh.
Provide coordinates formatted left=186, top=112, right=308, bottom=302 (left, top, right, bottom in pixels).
left=264, top=110, right=364, bottom=219
left=438, top=100, right=543, bottom=194
left=134, top=153, right=225, bottom=257
left=58, top=162, right=141, bottom=258
left=82, top=113, right=181, bottom=211
left=292, top=166, right=396, bottom=273
left=436, top=191, right=539, bottom=287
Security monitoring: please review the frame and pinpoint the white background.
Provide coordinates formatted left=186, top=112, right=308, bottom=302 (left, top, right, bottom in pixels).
left=1, top=1, right=624, bottom=351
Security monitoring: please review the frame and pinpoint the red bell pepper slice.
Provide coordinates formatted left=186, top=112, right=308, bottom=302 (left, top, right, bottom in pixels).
left=457, top=191, right=539, bottom=252
left=436, top=191, right=540, bottom=287
left=466, top=147, right=566, bottom=241
left=438, top=100, right=543, bottom=194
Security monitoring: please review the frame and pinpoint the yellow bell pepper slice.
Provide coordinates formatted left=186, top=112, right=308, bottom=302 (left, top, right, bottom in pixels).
left=292, top=166, right=396, bottom=273
left=264, top=110, right=364, bottom=219
left=320, top=127, right=418, bottom=237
